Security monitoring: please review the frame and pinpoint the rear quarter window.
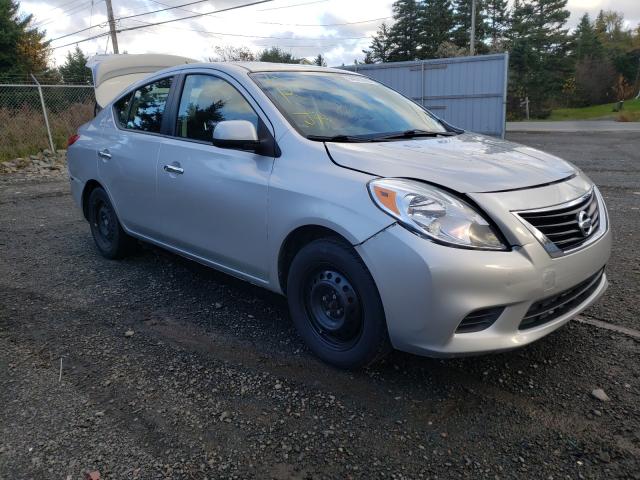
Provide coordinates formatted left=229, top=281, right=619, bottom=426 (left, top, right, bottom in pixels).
left=126, top=77, right=173, bottom=133
left=113, top=94, right=131, bottom=128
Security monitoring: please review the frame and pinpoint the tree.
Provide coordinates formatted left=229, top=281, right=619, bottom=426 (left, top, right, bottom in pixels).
left=420, top=0, right=455, bottom=58
left=58, top=46, right=92, bottom=83
left=593, top=11, right=638, bottom=98
left=451, top=0, right=488, bottom=54
left=258, top=47, right=300, bottom=63
left=387, top=0, right=422, bottom=61
left=0, top=0, right=49, bottom=79
left=484, top=0, right=510, bottom=49
left=434, top=41, right=467, bottom=58
left=594, top=10, right=629, bottom=46
left=574, top=56, right=616, bottom=105
left=573, top=13, right=603, bottom=61
left=209, top=45, right=255, bottom=62
left=507, top=0, right=571, bottom=116
left=363, top=23, right=393, bottom=63
left=314, top=54, right=326, bottom=66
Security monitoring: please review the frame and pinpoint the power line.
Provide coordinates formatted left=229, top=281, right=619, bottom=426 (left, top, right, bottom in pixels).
left=51, top=0, right=274, bottom=48
left=123, top=17, right=369, bottom=40
left=49, top=0, right=340, bottom=43
left=258, top=16, right=391, bottom=27
left=124, top=22, right=343, bottom=48
left=257, top=0, right=327, bottom=10
left=34, top=0, right=103, bottom=29
left=50, top=0, right=228, bottom=42
left=32, top=0, right=90, bottom=26
left=53, top=14, right=369, bottom=50
left=146, top=0, right=200, bottom=16
left=131, top=0, right=388, bottom=26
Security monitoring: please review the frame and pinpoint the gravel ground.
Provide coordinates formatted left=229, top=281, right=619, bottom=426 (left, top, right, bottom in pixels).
left=0, top=132, right=639, bottom=479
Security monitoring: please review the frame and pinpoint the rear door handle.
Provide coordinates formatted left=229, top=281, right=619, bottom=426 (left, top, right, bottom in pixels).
left=163, top=164, right=184, bottom=175
left=98, top=149, right=112, bottom=160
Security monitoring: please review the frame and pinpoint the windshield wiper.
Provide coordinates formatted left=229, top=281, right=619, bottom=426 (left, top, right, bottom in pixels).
left=372, top=129, right=458, bottom=140
left=306, top=134, right=381, bottom=143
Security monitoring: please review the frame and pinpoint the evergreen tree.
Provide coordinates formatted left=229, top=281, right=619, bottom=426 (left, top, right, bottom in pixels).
left=58, top=46, right=92, bottom=83
left=314, top=54, right=327, bottom=66
left=420, top=0, right=455, bottom=58
left=387, top=0, right=422, bottom=61
left=363, top=23, right=393, bottom=63
left=451, top=0, right=488, bottom=53
left=573, top=13, right=602, bottom=61
left=507, top=0, right=571, bottom=116
left=484, top=0, right=509, bottom=49
left=0, top=0, right=49, bottom=78
left=258, top=47, right=300, bottom=64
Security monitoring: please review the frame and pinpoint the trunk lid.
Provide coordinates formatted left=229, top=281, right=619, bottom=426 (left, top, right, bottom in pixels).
left=87, top=53, right=197, bottom=107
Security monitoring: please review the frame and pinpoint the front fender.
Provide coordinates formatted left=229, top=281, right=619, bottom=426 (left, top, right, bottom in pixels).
left=266, top=138, right=394, bottom=293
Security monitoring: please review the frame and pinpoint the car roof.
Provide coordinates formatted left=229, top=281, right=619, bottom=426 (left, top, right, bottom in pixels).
left=91, top=55, right=362, bottom=107
left=163, top=61, right=358, bottom=76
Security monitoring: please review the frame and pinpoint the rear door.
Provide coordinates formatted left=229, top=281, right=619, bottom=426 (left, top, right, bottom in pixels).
left=98, top=76, right=174, bottom=237
left=155, top=72, right=275, bottom=281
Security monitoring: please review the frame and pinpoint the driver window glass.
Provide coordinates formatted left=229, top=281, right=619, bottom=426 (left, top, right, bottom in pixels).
left=176, top=75, right=258, bottom=141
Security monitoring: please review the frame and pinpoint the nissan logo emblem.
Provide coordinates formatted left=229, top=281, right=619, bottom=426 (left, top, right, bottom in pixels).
left=577, top=210, right=593, bottom=237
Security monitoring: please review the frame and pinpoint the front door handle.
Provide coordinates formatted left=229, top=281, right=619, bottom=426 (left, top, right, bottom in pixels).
left=163, top=164, right=184, bottom=175
left=98, top=149, right=112, bottom=160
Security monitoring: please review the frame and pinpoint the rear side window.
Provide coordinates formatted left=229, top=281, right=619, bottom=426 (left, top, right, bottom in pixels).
left=127, top=77, right=173, bottom=133
left=176, top=75, right=258, bottom=141
left=113, top=94, right=131, bottom=128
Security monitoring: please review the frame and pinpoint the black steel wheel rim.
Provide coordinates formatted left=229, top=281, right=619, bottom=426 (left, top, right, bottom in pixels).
left=303, top=267, right=363, bottom=351
left=93, top=200, right=115, bottom=248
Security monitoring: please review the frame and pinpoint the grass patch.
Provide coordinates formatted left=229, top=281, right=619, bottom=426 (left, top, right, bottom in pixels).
left=0, top=103, right=93, bottom=162
left=548, top=99, right=640, bottom=121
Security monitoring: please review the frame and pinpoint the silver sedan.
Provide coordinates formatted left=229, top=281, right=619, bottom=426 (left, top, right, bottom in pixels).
left=67, top=61, right=611, bottom=369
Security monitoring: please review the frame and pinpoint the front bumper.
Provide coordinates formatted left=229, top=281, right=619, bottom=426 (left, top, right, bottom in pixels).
left=356, top=220, right=611, bottom=357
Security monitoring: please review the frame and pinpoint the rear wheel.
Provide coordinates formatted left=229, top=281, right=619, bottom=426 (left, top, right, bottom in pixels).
left=287, top=238, right=390, bottom=369
left=88, top=187, right=134, bottom=259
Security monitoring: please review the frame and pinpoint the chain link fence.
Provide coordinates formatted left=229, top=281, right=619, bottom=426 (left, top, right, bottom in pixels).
left=0, top=83, right=95, bottom=162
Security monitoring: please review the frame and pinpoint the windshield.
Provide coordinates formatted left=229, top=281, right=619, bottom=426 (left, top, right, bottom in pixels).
left=251, top=71, right=447, bottom=139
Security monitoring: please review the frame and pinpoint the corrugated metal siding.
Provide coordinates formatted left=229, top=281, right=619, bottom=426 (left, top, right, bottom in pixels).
left=341, top=54, right=508, bottom=137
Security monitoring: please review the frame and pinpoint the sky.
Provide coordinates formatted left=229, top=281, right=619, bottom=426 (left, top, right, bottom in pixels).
left=20, top=0, right=640, bottom=69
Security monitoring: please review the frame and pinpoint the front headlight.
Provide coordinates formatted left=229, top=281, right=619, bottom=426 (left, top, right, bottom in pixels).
left=368, top=178, right=507, bottom=250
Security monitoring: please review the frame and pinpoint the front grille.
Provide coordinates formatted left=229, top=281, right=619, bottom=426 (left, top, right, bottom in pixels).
left=520, top=269, right=604, bottom=330
left=456, top=307, right=504, bottom=333
left=518, top=189, right=600, bottom=253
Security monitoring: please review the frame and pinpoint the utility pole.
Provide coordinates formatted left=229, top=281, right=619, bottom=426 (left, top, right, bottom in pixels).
left=105, top=0, right=119, bottom=54
left=470, top=0, right=476, bottom=56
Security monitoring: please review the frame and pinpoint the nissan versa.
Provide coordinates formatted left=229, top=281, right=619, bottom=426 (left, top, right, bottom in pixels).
left=67, top=59, right=611, bottom=369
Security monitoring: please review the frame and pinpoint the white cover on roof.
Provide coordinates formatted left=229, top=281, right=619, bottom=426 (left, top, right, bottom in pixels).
left=87, top=53, right=197, bottom=107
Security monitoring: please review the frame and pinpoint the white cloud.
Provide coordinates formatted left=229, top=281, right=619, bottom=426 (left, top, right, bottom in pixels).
left=20, top=0, right=640, bottom=70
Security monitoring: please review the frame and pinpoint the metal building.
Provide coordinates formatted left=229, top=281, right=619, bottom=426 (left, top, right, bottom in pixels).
left=341, top=53, right=509, bottom=138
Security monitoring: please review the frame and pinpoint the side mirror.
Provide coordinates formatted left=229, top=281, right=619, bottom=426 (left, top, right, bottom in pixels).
left=212, top=120, right=260, bottom=151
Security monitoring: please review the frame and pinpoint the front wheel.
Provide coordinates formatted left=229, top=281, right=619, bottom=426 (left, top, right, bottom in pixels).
left=286, top=238, right=391, bottom=369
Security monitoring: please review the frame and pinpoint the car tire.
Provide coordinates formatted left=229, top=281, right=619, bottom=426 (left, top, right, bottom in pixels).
left=286, top=237, right=391, bottom=369
left=88, top=187, right=134, bottom=259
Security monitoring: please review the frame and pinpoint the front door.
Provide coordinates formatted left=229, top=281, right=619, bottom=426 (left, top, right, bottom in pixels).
left=156, top=73, right=275, bottom=281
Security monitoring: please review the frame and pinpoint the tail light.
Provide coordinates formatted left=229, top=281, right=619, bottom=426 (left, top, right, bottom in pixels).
left=67, top=134, right=80, bottom=147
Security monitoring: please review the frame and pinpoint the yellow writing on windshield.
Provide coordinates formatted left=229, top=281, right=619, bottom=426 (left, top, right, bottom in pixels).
left=292, top=111, right=331, bottom=128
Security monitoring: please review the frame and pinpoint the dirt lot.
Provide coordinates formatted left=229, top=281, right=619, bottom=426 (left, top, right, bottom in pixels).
left=1, top=132, right=639, bottom=479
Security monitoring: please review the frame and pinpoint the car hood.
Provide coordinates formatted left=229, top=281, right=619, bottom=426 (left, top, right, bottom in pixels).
left=325, top=133, right=576, bottom=193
